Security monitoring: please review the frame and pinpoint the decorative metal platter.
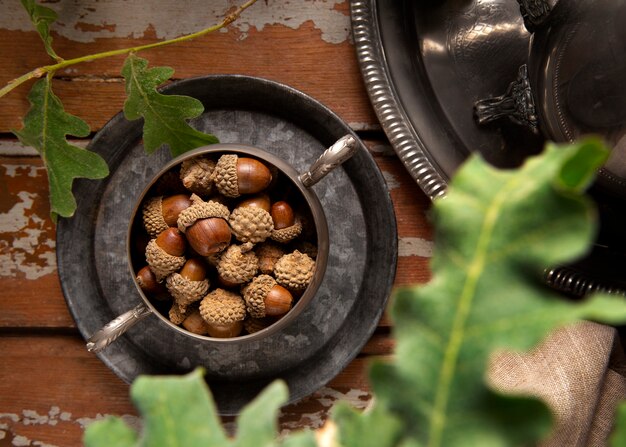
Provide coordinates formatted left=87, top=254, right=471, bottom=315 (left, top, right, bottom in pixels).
left=56, top=75, right=397, bottom=415
left=351, top=0, right=626, bottom=295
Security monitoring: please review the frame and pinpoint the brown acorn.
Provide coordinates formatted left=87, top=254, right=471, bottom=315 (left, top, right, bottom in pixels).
left=229, top=205, right=274, bottom=244
left=242, top=274, right=293, bottom=318
left=186, top=218, right=231, bottom=256
left=145, top=228, right=187, bottom=281
left=161, top=194, right=192, bottom=227
left=274, top=250, right=315, bottom=291
left=270, top=201, right=295, bottom=230
left=238, top=193, right=271, bottom=212
left=199, top=289, right=246, bottom=338
left=135, top=265, right=169, bottom=300
left=155, top=227, right=186, bottom=256
left=213, top=154, right=272, bottom=198
left=166, top=258, right=210, bottom=311
left=216, top=243, right=258, bottom=287
left=177, top=194, right=231, bottom=256
left=270, top=201, right=302, bottom=243
left=182, top=309, right=211, bottom=335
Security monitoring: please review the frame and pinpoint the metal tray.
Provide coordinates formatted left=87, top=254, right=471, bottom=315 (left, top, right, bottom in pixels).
left=56, top=75, right=397, bottom=415
left=351, top=0, right=626, bottom=295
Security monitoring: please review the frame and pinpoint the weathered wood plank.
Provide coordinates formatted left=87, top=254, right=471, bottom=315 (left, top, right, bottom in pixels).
left=0, top=334, right=384, bottom=445
left=0, top=3, right=378, bottom=133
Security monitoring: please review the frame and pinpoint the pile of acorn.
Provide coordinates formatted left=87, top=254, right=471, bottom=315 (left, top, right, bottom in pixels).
left=131, top=152, right=318, bottom=338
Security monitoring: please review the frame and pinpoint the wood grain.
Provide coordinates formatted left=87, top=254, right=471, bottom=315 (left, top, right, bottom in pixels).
left=0, top=20, right=378, bottom=133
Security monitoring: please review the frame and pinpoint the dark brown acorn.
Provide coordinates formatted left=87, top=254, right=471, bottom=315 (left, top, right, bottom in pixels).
left=186, top=218, right=231, bottom=256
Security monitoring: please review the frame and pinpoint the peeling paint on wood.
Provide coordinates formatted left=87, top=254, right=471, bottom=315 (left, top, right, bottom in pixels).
left=0, top=170, right=56, bottom=280
left=382, top=171, right=400, bottom=190
left=0, top=0, right=351, bottom=44
left=0, top=408, right=140, bottom=447
left=398, top=237, right=434, bottom=258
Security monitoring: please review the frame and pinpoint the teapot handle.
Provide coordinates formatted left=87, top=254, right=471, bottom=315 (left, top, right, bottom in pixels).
left=516, top=0, right=553, bottom=32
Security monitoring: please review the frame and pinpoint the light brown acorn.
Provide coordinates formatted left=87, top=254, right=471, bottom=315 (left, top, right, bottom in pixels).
left=142, top=194, right=192, bottom=237
left=213, top=154, right=273, bottom=197
left=242, top=274, right=293, bottom=318
left=177, top=194, right=231, bottom=257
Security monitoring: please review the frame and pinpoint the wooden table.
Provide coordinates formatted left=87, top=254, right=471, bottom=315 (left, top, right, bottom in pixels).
left=0, top=1, right=432, bottom=444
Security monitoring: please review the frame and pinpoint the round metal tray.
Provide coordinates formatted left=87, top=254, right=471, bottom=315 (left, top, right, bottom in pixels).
left=56, top=75, right=397, bottom=415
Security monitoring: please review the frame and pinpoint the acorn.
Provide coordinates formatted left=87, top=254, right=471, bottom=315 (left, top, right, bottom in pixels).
left=142, top=194, right=192, bottom=237
left=290, top=241, right=318, bottom=259
left=229, top=204, right=274, bottom=244
left=238, top=193, right=271, bottom=212
left=182, top=309, right=210, bottom=335
left=177, top=194, right=231, bottom=256
left=180, top=156, right=216, bottom=195
left=216, top=243, right=258, bottom=286
left=255, top=241, right=286, bottom=275
left=169, top=302, right=189, bottom=325
left=270, top=201, right=302, bottom=243
left=135, top=265, right=169, bottom=300
left=199, top=289, right=246, bottom=338
left=274, top=250, right=315, bottom=291
left=212, top=154, right=273, bottom=198
left=166, top=258, right=210, bottom=311
left=242, top=274, right=293, bottom=318
left=145, top=227, right=186, bottom=281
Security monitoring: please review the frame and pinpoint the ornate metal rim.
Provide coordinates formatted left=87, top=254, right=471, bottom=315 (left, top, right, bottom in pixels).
left=350, top=0, right=447, bottom=200
left=349, top=0, right=625, bottom=298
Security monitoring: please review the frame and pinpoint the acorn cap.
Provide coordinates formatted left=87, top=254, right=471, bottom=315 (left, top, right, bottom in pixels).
left=291, top=241, right=318, bottom=259
left=212, top=154, right=239, bottom=198
left=242, top=274, right=275, bottom=318
left=142, top=196, right=169, bottom=237
left=177, top=194, right=230, bottom=233
left=169, top=302, right=189, bottom=325
left=229, top=206, right=274, bottom=244
left=180, top=156, right=216, bottom=195
left=274, top=250, right=315, bottom=291
left=216, top=243, right=258, bottom=285
left=255, top=241, right=286, bottom=275
left=271, top=220, right=303, bottom=244
left=145, top=238, right=186, bottom=282
left=199, top=288, right=247, bottom=324
left=166, top=272, right=210, bottom=310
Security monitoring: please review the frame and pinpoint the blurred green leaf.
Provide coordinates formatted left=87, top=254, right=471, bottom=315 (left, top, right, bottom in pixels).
left=233, top=381, right=288, bottom=447
left=131, top=368, right=229, bottom=446
left=368, top=139, right=626, bottom=446
left=20, top=0, right=60, bottom=60
left=611, top=401, right=626, bottom=446
left=84, top=417, right=137, bottom=447
left=13, top=77, right=109, bottom=221
left=122, top=54, right=218, bottom=156
left=334, top=401, right=402, bottom=447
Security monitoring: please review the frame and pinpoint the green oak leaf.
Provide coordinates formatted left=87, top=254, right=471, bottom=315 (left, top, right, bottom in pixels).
left=83, top=417, right=137, bottom=447
left=20, top=0, right=61, bottom=61
left=333, top=401, right=402, bottom=447
left=131, top=368, right=229, bottom=446
left=232, top=380, right=288, bottom=447
left=368, top=138, right=626, bottom=447
left=611, top=401, right=626, bottom=446
left=121, top=54, right=219, bottom=156
left=13, top=77, right=109, bottom=221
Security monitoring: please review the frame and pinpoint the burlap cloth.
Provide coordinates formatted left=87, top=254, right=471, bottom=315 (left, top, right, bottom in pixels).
left=488, top=321, right=626, bottom=446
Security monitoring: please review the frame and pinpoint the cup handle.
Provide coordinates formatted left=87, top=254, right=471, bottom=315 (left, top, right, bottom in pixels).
left=299, top=135, right=359, bottom=187
left=86, top=303, right=152, bottom=353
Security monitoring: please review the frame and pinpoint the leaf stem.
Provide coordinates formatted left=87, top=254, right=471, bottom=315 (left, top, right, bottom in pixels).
left=0, top=0, right=258, bottom=99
